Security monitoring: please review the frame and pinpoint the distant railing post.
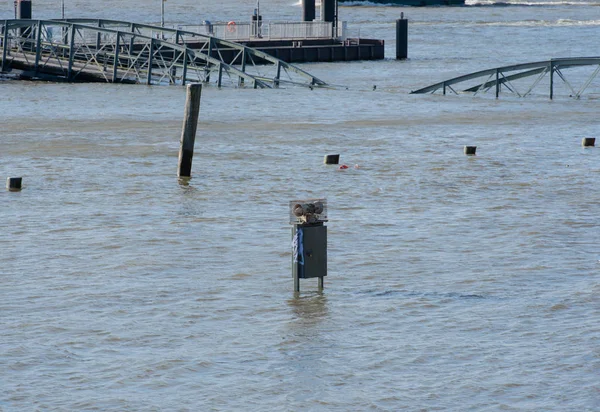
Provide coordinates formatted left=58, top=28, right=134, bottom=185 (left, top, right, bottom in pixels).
left=274, top=60, right=281, bottom=87
left=178, top=83, right=202, bottom=178
left=239, top=47, right=246, bottom=86
left=34, top=20, right=42, bottom=74
left=181, top=48, right=188, bottom=84
left=2, top=22, right=10, bottom=72
left=549, top=60, right=554, bottom=100
left=146, top=38, right=154, bottom=85
left=112, top=32, right=120, bottom=82
left=495, top=69, right=500, bottom=98
left=67, top=25, right=75, bottom=80
left=217, top=62, right=223, bottom=87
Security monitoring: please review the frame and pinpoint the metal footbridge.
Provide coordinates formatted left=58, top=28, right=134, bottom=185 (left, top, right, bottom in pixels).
left=0, top=18, right=327, bottom=88
left=411, top=58, right=600, bottom=99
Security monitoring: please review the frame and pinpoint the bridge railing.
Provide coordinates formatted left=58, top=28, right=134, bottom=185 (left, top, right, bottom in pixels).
left=1, top=19, right=328, bottom=88
left=176, top=21, right=344, bottom=42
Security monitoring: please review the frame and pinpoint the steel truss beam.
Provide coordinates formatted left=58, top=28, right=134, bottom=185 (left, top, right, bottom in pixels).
left=411, top=57, right=600, bottom=99
left=0, top=19, right=327, bottom=89
left=62, top=18, right=327, bottom=88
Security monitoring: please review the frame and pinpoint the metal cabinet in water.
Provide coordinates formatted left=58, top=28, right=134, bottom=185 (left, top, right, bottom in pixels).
left=292, top=223, right=327, bottom=280
left=289, top=199, right=328, bottom=291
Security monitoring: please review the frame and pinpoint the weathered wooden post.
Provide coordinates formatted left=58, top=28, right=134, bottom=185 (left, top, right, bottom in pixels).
left=396, top=13, right=408, bottom=60
left=177, top=83, right=202, bottom=178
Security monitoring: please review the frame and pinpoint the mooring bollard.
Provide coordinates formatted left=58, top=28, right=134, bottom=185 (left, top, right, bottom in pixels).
left=464, top=146, right=477, bottom=156
left=6, top=177, right=22, bottom=191
left=396, top=13, right=408, bottom=60
left=324, top=154, right=340, bottom=165
left=302, top=0, right=316, bottom=22
left=290, top=199, right=328, bottom=292
left=178, top=83, right=202, bottom=178
left=16, top=0, right=32, bottom=19
left=582, top=138, right=595, bottom=147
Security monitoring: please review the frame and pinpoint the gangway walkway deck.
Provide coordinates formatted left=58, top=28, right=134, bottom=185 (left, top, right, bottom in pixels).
left=0, top=19, right=327, bottom=88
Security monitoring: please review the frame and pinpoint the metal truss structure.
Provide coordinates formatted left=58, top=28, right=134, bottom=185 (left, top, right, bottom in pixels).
left=0, top=19, right=327, bottom=88
left=411, top=58, right=600, bottom=99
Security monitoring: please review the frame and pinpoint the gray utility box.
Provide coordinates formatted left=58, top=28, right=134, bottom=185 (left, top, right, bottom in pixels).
left=292, top=223, right=327, bottom=279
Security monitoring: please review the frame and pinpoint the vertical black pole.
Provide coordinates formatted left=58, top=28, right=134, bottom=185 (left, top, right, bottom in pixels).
left=549, top=60, right=554, bottom=100
left=178, top=84, right=202, bottom=178
left=495, top=69, right=500, bottom=98
left=2, top=23, right=9, bottom=72
left=67, top=25, right=75, bottom=80
left=16, top=0, right=32, bottom=39
left=302, top=0, right=315, bottom=22
left=16, top=0, right=32, bottom=19
left=112, top=33, right=120, bottom=83
left=322, top=0, right=335, bottom=22
left=146, top=38, right=154, bottom=85
left=396, top=14, right=408, bottom=60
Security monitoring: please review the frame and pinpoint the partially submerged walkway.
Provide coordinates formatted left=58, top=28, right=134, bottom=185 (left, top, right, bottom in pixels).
left=0, top=18, right=327, bottom=88
left=411, top=58, right=600, bottom=99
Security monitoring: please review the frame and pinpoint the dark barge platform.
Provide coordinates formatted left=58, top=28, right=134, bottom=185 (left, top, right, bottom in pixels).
left=183, top=38, right=385, bottom=64
left=240, top=38, right=385, bottom=63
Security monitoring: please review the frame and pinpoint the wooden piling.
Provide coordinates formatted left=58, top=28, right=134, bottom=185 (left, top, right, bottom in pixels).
left=178, top=83, right=202, bottom=178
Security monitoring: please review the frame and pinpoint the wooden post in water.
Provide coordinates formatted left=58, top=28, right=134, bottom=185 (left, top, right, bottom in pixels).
left=177, top=83, right=202, bottom=178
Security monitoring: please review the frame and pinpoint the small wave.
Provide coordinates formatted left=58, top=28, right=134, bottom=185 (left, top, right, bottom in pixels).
left=357, top=289, right=489, bottom=300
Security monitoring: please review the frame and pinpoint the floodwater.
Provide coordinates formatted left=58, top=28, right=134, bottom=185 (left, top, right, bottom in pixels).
left=1, top=0, right=600, bottom=410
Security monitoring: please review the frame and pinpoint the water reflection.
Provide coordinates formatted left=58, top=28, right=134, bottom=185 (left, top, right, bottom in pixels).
left=287, top=292, right=329, bottom=328
left=281, top=292, right=332, bottom=404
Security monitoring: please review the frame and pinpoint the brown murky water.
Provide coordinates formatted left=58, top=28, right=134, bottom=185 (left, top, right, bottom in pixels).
left=2, top=1, right=600, bottom=410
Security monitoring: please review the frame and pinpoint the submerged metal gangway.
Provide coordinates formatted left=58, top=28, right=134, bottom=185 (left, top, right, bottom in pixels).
left=0, top=19, right=327, bottom=88
left=411, top=58, right=600, bottom=99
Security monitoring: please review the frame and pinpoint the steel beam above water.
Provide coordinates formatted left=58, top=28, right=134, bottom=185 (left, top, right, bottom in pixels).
left=411, top=57, right=600, bottom=100
left=0, top=18, right=327, bottom=89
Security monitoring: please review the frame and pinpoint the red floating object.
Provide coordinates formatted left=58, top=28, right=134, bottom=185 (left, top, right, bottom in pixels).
left=339, top=164, right=349, bottom=169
